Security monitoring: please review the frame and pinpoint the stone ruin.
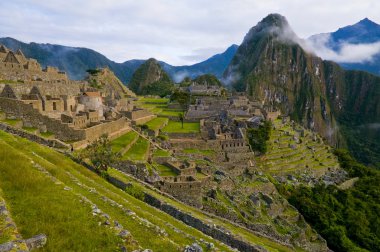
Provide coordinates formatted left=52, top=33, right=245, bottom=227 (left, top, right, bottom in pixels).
left=0, top=45, right=138, bottom=146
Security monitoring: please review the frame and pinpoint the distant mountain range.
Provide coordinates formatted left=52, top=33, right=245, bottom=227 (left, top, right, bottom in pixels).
left=224, top=13, right=380, bottom=167
left=2, top=17, right=380, bottom=84
left=0, top=37, right=238, bottom=83
left=308, top=18, right=380, bottom=76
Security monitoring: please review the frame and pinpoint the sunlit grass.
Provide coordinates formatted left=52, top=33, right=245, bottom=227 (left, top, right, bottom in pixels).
left=162, top=121, right=200, bottom=133
left=111, top=131, right=138, bottom=153
left=122, top=137, right=150, bottom=161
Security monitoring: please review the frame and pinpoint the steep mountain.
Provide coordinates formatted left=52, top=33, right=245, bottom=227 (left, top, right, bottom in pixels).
left=224, top=14, right=380, bottom=166
left=192, top=74, right=222, bottom=86
left=86, top=68, right=136, bottom=98
left=308, top=18, right=380, bottom=76
left=128, top=58, right=174, bottom=96
left=0, top=37, right=237, bottom=83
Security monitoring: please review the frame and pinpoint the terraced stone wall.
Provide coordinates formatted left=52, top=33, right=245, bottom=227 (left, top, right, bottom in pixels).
left=0, top=97, right=85, bottom=141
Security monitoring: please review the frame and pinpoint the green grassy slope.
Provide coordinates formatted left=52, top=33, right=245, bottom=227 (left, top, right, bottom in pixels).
left=0, top=131, right=236, bottom=252
left=256, top=119, right=339, bottom=176
left=111, top=131, right=139, bottom=153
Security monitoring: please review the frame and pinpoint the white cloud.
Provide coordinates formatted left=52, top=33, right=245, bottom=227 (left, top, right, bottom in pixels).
left=0, top=0, right=380, bottom=65
left=305, top=34, right=380, bottom=63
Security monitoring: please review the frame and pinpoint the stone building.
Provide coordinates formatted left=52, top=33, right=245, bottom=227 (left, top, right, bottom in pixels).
left=0, top=46, right=134, bottom=146
left=79, top=91, right=104, bottom=118
left=188, top=83, right=222, bottom=96
left=0, top=45, right=69, bottom=84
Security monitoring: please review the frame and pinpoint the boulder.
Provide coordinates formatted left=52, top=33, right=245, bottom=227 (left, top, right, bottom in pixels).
left=25, top=234, right=47, bottom=250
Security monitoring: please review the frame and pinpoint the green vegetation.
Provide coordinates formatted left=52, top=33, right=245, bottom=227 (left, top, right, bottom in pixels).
left=124, top=184, right=145, bottom=201
left=86, top=69, right=101, bottom=75
left=108, top=168, right=294, bottom=251
left=145, top=117, right=168, bottom=131
left=0, top=131, right=235, bottom=251
left=256, top=119, right=340, bottom=174
left=40, top=131, right=54, bottom=138
left=152, top=149, right=171, bottom=157
left=183, top=148, right=215, bottom=156
left=277, top=149, right=380, bottom=252
left=193, top=74, right=222, bottom=86
left=247, top=120, right=271, bottom=153
left=22, top=126, right=38, bottom=133
left=170, top=90, right=192, bottom=110
left=111, top=131, right=139, bottom=153
left=178, top=113, right=184, bottom=129
left=0, top=133, right=124, bottom=251
left=80, top=135, right=120, bottom=174
left=137, top=97, right=169, bottom=104
left=178, top=77, right=192, bottom=87
left=162, top=121, right=200, bottom=133
left=140, top=82, right=173, bottom=97
left=0, top=79, right=24, bottom=84
left=122, top=137, right=150, bottom=162
left=154, top=163, right=178, bottom=176
left=128, top=59, right=174, bottom=97
left=135, top=96, right=185, bottom=118
left=158, top=109, right=183, bottom=117
left=1, top=118, right=21, bottom=126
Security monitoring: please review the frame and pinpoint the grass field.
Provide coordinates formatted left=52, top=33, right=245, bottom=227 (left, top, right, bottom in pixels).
left=154, top=163, right=178, bottom=176
left=162, top=121, right=200, bottom=133
left=111, top=131, right=139, bottom=153
left=137, top=97, right=169, bottom=104
left=158, top=109, right=184, bottom=117
left=122, top=137, right=150, bottom=161
left=145, top=117, right=168, bottom=131
left=183, top=148, right=215, bottom=156
left=152, top=149, right=171, bottom=157
left=0, top=131, right=235, bottom=251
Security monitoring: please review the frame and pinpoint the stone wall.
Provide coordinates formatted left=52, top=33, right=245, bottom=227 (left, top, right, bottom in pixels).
left=167, top=132, right=201, bottom=139
left=68, top=156, right=288, bottom=252
left=143, top=194, right=267, bottom=252
left=227, top=152, right=255, bottom=163
left=0, top=122, right=69, bottom=149
left=156, top=179, right=203, bottom=208
left=0, top=82, right=80, bottom=99
left=0, top=97, right=85, bottom=141
left=133, top=114, right=156, bottom=125
left=126, top=109, right=152, bottom=120
left=0, top=98, right=130, bottom=143
left=83, top=118, right=130, bottom=142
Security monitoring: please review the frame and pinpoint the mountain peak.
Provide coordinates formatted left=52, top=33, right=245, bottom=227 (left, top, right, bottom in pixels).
left=357, top=17, right=379, bottom=27
left=242, top=13, right=298, bottom=46
left=260, top=13, right=288, bottom=28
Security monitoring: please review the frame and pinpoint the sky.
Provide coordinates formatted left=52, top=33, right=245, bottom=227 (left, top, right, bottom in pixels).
left=0, top=0, right=379, bottom=65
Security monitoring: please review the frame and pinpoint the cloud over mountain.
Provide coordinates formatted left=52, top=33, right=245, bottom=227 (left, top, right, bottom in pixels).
left=306, top=33, right=380, bottom=63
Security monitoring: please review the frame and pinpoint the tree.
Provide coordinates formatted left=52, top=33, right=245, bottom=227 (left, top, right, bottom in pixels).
left=178, top=113, right=184, bottom=129
left=81, top=134, right=120, bottom=175
left=171, top=90, right=190, bottom=111
left=247, top=121, right=271, bottom=154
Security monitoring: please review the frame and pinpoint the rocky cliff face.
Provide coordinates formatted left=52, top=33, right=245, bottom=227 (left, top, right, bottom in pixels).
left=128, top=58, right=174, bottom=96
left=86, top=68, right=135, bottom=98
left=224, top=14, right=380, bottom=165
